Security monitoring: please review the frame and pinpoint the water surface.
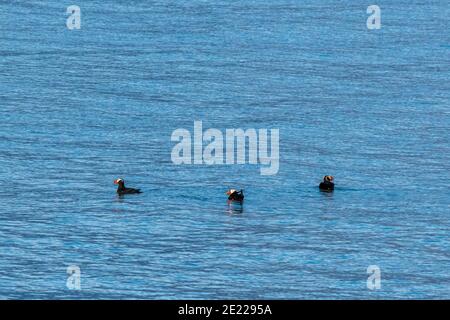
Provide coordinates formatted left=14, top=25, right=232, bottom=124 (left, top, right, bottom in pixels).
left=0, top=0, right=449, bottom=299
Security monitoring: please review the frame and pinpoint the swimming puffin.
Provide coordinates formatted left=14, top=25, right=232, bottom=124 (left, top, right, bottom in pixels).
left=114, top=178, right=142, bottom=195
left=226, top=189, right=244, bottom=202
left=319, top=176, right=334, bottom=191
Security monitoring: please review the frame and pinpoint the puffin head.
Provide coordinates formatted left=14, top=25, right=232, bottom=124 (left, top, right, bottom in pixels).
left=324, top=175, right=334, bottom=182
left=114, top=178, right=124, bottom=185
left=226, top=189, right=237, bottom=196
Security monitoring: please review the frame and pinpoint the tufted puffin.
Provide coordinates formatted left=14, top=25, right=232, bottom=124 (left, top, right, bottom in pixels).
left=226, top=189, right=244, bottom=202
left=319, top=175, right=334, bottom=191
left=114, top=178, right=142, bottom=195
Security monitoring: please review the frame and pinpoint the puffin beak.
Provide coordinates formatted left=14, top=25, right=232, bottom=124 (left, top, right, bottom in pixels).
left=114, top=179, right=118, bottom=185
left=225, top=191, right=231, bottom=195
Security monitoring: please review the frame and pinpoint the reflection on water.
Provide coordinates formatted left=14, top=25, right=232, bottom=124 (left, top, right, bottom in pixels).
left=319, top=189, right=334, bottom=198
left=226, top=201, right=244, bottom=215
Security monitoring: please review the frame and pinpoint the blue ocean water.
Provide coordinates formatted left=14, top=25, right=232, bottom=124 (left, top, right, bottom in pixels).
left=0, top=0, right=449, bottom=299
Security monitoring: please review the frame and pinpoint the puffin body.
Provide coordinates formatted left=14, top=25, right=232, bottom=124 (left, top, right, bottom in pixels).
left=114, top=178, right=142, bottom=195
left=226, top=189, right=244, bottom=202
left=319, top=176, right=334, bottom=191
